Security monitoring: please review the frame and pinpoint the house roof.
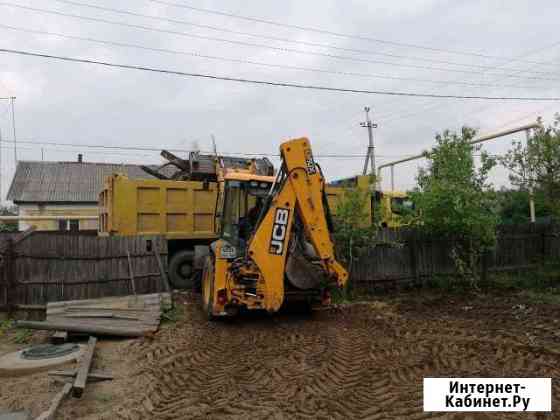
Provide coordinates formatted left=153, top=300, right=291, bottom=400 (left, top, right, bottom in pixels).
left=7, top=161, right=164, bottom=204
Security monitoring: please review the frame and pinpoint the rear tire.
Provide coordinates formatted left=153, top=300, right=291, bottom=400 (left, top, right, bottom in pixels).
left=168, top=250, right=195, bottom=289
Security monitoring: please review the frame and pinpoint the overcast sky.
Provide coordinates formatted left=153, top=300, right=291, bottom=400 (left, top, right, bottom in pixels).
left=0, top=0, right=559, bottom=201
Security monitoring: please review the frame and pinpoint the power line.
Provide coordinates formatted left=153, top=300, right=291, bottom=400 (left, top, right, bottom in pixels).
left=49, top=0, right=558, bottom=74
left=376, top=39, right=560, bottom=126
left=1, top=2, right=558, bottom=81
left=0, top=141, right=154, bottom=158
left=0, top=23, right=548, bottom=91
left=0, top=139, right=413, bottom=159
left=150, top=0, right=560, bottom=67
left=2, top=48, right=560, bottom=101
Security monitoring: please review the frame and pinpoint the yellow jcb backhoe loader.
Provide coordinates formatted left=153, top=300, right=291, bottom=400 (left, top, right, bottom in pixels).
left=201, top=137, right=348, bottom=318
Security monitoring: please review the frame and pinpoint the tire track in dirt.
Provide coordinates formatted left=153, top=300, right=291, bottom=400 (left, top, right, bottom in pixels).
left=108, top=296, right=560, bottom=420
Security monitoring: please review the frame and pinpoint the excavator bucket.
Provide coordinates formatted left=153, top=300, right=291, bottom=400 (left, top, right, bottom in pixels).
left=285, top=252, right=326, bottom=290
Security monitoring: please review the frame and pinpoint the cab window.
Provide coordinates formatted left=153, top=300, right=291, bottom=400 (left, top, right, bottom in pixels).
left=391, top=197, right=415, bottom=215
left=222, top=181, right=242, bottom=245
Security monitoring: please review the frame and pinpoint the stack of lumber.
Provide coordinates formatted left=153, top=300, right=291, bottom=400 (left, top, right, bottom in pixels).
left=16, top=293, right=171, bottom=337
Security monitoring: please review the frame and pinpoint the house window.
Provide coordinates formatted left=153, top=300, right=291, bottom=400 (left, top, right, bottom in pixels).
left=69, top=220, right=79, bottom=232
left=58, top=219, right=68, bottom=231
left=57, top=219, right=80, bottom=231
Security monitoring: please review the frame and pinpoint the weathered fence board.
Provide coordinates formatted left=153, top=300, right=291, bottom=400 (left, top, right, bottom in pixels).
left=1, top=232, right=168, bottom=309
left=1, top=223, right=559, bottom=308
left=351, top=223, right=560, bottom=291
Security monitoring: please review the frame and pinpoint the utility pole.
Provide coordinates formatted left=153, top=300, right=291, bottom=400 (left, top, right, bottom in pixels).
left=211, top=134, right=217, bottom=157
left=10, top=96, right=16, bottom=164
left=0, top=97, right=10, bottom=204
left=360, top=106, right=377, bottom=176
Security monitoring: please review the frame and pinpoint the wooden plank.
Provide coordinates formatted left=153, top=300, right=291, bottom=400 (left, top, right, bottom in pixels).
left=63, top=312, right=115, bottom=318
left=126, top=250, right=137, bottom=296
left=63, top=313, right=140, bottom=321
left=46, top=293, right=166, bottom=309
left=48, top=369, right=113, bottom=382
left=51, top=331, right=68, bottom=344
left=73, top=336, right=97, bottom=398
left=15, top=320, right=150, bottom=337
left=64, top=306, right=149, bottom=313
left=36, top=382, right=72, bottom=420
left=153, top=244, right=171, bottom=294
left=4, top=238, right=15, bottom=314
left=0, top=412, right=31, bottom=420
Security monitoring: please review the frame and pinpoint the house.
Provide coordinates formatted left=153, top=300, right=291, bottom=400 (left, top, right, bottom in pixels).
left=7, top=155, right=159, bottom=231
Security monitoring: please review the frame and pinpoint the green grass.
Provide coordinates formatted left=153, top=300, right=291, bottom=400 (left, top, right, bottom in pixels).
left=0, top=319, right=14, bottom=338
left=490, top=263, right=560, bottom=291
left=329, top=286, right=353, bottom=304
left=0, top=320, right=34, bottom=343
left=13, top=328, right=32, bottom=344
left=161, top=303, right=184, bottom=323
left=94, top=393, right=113, bottom=403
left=517, top=289, right=560, bottom=305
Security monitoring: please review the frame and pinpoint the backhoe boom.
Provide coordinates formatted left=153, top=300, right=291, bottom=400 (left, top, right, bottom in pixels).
left=202, top=137, right=348, bottom=317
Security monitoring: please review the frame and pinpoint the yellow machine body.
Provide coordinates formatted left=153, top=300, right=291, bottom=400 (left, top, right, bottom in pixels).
left=202, top=138, right=348, bottom=317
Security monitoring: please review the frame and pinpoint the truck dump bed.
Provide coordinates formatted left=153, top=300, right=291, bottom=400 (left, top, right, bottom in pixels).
left=99, top=174, right=378, bottom=239
left=99, top=174, right=218, bottom=239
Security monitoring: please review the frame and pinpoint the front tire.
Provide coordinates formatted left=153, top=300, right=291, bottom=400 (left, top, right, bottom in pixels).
left=201, top=257, right=216, bottom=320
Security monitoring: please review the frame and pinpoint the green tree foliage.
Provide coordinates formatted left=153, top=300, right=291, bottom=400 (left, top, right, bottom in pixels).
left=496, top=188, right=548, bottom=224
left=332, top=178, right=377, bottom=264
left=0, top=206, right=18, bottom=232
left=411, top=127, right=498, bottom=286
left=500, top=115, right=560, bottom=219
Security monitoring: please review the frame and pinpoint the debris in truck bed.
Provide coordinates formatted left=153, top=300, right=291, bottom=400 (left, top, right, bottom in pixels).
left=141, top=150, right=274, bottom=181
left=15, top=293, right=171, bottom=337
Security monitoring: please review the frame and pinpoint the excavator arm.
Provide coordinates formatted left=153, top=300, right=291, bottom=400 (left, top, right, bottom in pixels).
left=246, top=138, right=348, bottom=312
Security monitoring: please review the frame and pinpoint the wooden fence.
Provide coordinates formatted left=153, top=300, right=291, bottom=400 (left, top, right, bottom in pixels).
left=351, top=222, right=560, bottom=292
left=1, top=223, right=559, bottom=310
left=0, top=230, right=168, bottom=310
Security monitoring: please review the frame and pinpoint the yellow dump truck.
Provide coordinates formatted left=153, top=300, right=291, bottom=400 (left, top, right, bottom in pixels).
left=99, top=170, right=411, bottom=289
left=326, top=175, right=414, bottom=228
left=99, top=174, right=220, bottom=289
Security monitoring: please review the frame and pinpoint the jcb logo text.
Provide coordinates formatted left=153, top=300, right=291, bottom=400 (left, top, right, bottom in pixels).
left=269, top=208, right=290, bottom=255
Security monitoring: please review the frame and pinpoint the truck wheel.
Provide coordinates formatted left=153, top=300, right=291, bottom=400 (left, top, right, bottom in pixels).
left=201, top=257, right=216, bottom=320
left=168, top=250, right=195, bottom=289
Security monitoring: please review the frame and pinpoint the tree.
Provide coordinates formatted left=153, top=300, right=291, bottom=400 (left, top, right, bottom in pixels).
left=0, top=206, right=18, bottom=232
left=496, top=188, right=548, bottom=225
left=411, top=126, right=498, bottom=286
left=500, top=115, right=560, bottom=219
left=332, top=176, right=378, bottom=264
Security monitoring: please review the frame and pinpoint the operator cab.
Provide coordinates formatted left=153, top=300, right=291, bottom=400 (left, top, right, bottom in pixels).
left=218, top=174, right=274, bottom=258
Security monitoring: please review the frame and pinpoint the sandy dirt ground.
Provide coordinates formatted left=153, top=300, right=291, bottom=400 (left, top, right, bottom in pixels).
left=1, top=291, right=559, bottom=419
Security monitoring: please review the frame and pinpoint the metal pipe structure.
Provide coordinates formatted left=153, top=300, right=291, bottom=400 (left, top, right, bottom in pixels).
left=10, top=96, right=17, bottom=163
left=377, top=122, right=542, bottom=191
left=526, top=129, right=536, bottom=223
